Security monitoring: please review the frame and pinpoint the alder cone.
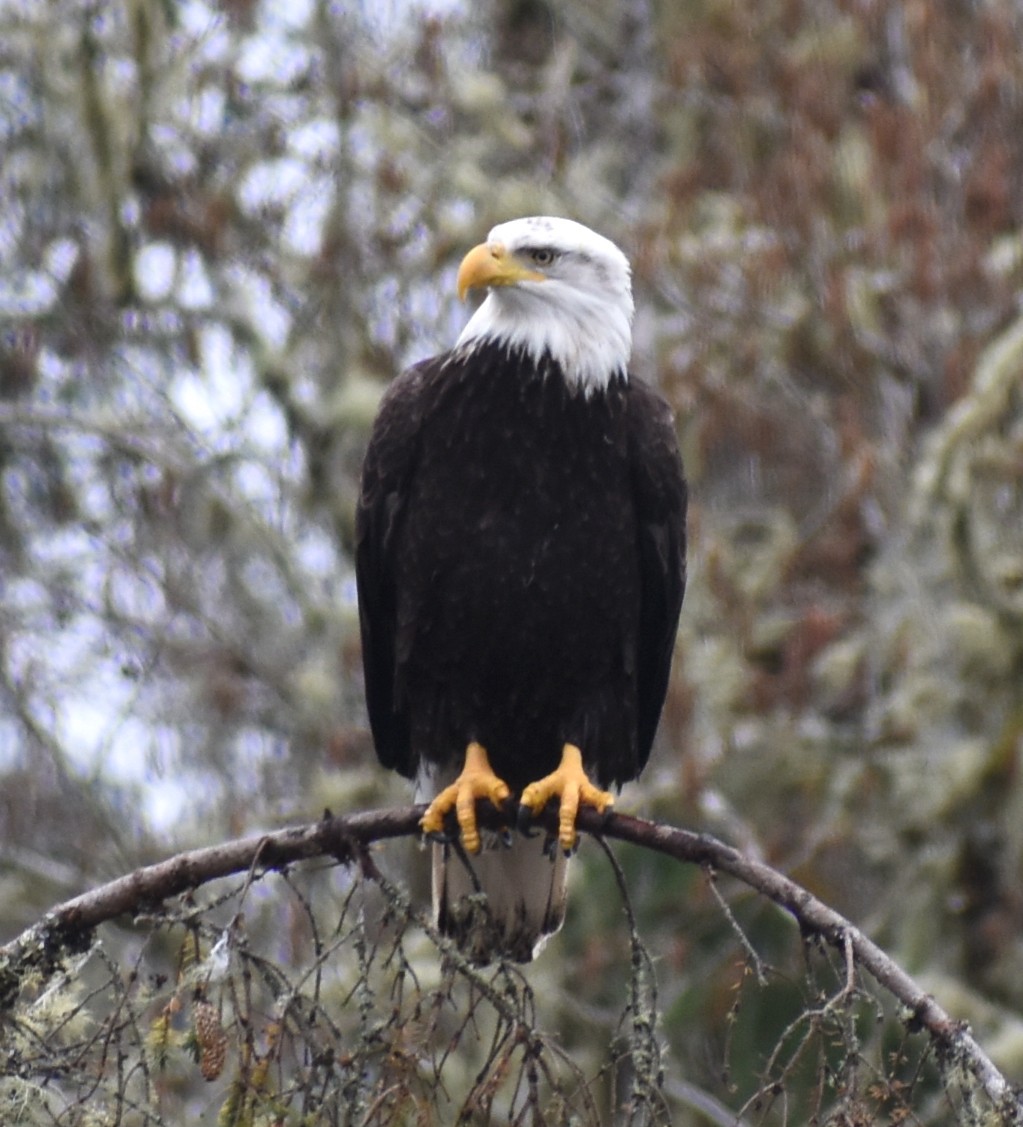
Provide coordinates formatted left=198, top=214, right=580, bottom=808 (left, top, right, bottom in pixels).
left=193, top=1000, right=228, bottom=1082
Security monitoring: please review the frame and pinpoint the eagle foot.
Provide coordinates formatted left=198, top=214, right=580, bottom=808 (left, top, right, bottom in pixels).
left=518, top=743, right=614, bottom=853
left=420, top=742, right=511, bottom=854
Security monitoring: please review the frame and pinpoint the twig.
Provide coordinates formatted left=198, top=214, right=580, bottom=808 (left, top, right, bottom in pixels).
left=703, top=863, right=768, bottom=986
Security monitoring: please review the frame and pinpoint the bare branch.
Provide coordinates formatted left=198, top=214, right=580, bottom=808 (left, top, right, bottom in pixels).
left=2, top=802, right=1020, bottom=1121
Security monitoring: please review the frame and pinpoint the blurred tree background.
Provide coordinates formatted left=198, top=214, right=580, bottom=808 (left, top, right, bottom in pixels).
left=2, top=0, right=1023, bottom=1122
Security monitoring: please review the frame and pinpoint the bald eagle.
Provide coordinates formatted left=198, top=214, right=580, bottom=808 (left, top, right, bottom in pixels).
left=356, top=216, right=687, bottom=962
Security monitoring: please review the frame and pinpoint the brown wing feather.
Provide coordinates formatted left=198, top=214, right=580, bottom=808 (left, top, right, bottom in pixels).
left=355, top=359, right=436, bottom=778
left=626, top=378, right=688, bottom=769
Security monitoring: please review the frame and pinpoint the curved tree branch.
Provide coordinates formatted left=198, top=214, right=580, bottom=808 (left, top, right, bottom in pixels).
left=2, top=804, right=1020, bottom=1121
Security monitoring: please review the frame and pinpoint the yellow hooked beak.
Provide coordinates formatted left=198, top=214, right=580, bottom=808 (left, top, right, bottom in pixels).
left=456, top=241, right=546, bottom=301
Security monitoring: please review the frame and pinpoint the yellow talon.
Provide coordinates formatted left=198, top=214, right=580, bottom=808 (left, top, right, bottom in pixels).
left=420, top=742, right=511, bottom=853
left=519, top=744, right=614, bottom=852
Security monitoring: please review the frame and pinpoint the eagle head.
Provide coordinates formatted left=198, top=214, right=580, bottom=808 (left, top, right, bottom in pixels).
left=454, top=216, right=634, bottom=394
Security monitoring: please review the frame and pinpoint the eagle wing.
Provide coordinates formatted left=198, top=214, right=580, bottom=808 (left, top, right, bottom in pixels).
left=355, top=360, right=433, bottom=778
left=627, top=378, right=688, bottom=769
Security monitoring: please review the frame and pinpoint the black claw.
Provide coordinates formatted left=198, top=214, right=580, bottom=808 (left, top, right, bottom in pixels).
left=517, top=804, right=539, bottom=837
left=542, top=834, right=557, bottom=860
left=424, top=829, right=454, bottom=846
left=499, top=828, right=514, bottom=849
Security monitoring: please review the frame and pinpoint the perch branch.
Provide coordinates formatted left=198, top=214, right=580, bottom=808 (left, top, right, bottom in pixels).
left=1, top=803, right=1020, bottom=1121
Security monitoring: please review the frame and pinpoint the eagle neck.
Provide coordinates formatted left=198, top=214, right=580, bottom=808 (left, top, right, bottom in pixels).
left=455, top=291, right=631, bottom=397
left=450, top=335, right=626, bottom=400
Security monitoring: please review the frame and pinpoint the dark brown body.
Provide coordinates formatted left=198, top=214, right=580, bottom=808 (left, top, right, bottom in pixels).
left=356, top=340, right=687, bottom=796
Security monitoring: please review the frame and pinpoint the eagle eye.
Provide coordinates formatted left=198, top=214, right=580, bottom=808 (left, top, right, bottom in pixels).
left=528, top=247, right=557, bottom=267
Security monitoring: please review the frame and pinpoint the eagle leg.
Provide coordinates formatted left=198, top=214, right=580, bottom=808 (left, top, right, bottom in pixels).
left=420, top=742, right=512, bottom=854
left=518, top=743, right=614, bottom=854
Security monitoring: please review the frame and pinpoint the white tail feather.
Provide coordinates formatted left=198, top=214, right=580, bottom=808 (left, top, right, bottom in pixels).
left=432, top=835, right=569, bottom=963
